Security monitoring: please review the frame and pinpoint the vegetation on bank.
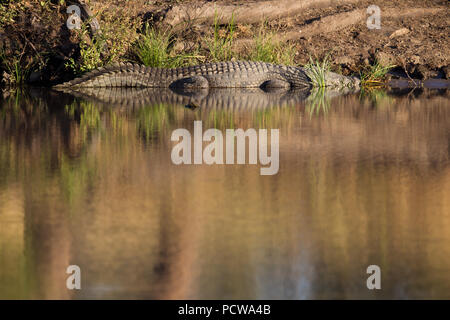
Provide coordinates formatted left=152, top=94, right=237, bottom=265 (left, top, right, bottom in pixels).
left=0, top=0, right=394, bottom=88
left=134, top=25, right=201, bottom=68
left=359, top=60, right=396, bottom=87
left=304, top=56, right=332, bottom=88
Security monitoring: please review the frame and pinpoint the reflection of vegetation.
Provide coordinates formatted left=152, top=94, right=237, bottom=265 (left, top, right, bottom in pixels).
left=79, top=102, right=101, bottom=129
left=254, top=106, right=296, bottom=129
left=359, top=87, right=393, bottom=107
left=59, top=153, right=96, bottom=208
left=305, top=87, right=331, bottom=117
left=65, top=100, right=102, bottom=141
left=135, top=103, right=177, bottom=141
left=206, top=109, right=235, bottom=129
left=0, top=89, right=48, bottom=129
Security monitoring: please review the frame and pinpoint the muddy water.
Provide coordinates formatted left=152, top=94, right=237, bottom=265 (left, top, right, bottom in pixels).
left=0, top=88, right=449, bottom=299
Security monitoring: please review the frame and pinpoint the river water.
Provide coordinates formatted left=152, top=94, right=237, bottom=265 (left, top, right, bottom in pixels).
left=0, top=87, right=449, bottom=299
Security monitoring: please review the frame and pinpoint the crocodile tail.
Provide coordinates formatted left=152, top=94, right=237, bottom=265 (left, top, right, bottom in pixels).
left=53, top=62, right=152, bottom=89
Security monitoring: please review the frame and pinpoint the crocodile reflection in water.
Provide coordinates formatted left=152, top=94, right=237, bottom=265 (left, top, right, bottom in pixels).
left=53, top=85, right=357, bottom=110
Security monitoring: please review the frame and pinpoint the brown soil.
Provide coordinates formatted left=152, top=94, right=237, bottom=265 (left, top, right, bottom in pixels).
left=158, top=0, right=449, bottom=78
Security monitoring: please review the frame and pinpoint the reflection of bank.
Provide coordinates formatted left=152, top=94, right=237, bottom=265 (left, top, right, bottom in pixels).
left=0, top=90, right=449, bottom=299
left=0, top=188, right=27, bottom=299
left=0, top=186, right=72, bottom=299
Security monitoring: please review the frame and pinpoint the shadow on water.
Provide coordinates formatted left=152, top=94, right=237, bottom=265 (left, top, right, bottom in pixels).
left=0, top=86, right=449, bottom=299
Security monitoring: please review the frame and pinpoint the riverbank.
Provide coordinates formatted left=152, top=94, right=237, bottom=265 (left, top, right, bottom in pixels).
left=1, top=0, right=449, bottom=88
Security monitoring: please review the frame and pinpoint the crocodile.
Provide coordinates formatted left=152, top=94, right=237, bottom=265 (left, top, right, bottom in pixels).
left=54, top=61, right=360, bottom=90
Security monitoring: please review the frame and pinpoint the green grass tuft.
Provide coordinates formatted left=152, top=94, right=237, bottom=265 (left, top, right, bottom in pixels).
left=0, top=49, right=35, bottom=86
left=304, top=56, right=331, bottom=87
left=247, top=24, right=296, bottom=65
left=360, top=60, right=395, bottom=87
left=206, top=11, right=236, bottom=62
left=134, top=24, right=198, bottom=68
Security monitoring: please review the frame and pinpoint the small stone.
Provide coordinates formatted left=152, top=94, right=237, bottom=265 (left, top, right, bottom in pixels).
left=335, top=56, right=352, bottom=65
left=410, top=55, right=421, bottom=65
left=389, top=28, right=410, bottom=39
left=375, top=51, right=396, bottom=66
left=2, top=71, right=11, bottom=84
left=173, top=41, right=185, bottom=52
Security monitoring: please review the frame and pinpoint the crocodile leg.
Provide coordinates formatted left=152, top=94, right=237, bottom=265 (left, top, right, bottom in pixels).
left=169, top=75, right=209, bottom=89
left=260, top=79, right=292, bottom=92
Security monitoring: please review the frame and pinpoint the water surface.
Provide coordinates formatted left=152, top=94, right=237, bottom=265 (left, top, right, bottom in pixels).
left=0, top=87, right=449, bottom=299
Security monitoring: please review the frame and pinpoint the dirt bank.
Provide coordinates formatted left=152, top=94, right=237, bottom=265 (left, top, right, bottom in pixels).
left=0, top=0, right=448, bottom=86
left=159, top=0, right=449, bottom=78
